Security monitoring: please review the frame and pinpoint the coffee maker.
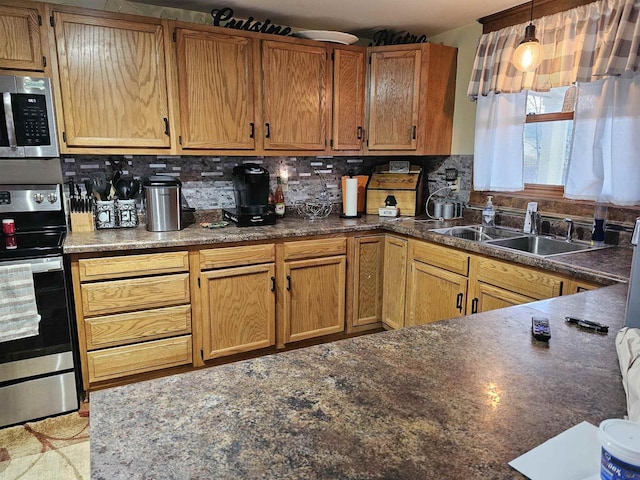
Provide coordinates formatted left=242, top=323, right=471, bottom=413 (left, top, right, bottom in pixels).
left=223, top=164, right=276, bottom=227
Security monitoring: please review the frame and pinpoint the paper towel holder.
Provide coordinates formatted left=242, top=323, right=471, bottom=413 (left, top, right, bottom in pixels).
left=340, top=174, right=362, bottom=219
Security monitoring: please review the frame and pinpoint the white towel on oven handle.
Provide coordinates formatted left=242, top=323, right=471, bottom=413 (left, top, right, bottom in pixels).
left=0, top=264, right=41, bottom=343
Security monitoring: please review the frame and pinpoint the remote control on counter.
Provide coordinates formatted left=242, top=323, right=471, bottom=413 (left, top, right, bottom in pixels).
left=532, top=317, right=551, bottom=341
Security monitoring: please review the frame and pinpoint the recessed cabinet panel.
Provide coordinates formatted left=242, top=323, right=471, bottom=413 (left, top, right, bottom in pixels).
left=176, top=29, right=255, bottom=150
left=332, top=47, right=365, bottom=151
left=262, top=40, right=326, bottom=150
left=0, top=4, right=44, bottom=71
left=382, top=235, right=408, bottom=329
left=53, top=12, right=170, bottom=148
left=353, top=236, right=384, bottom=326
left=367, top=49, right=420, bottom=150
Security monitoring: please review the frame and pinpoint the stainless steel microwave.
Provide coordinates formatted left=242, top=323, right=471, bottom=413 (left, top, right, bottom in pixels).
left=0, top=75, right=59, bottom=158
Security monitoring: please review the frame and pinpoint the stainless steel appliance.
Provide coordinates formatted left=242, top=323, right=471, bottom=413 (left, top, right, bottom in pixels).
left=143, top=176, right=182, bottom=232
left=223, top=164, right=276, bottom=227
left=0, top=75, right=59, bottom=158
left=625, top=218, right=640, bottom=328
left=0, top=184, right=79, bottom=427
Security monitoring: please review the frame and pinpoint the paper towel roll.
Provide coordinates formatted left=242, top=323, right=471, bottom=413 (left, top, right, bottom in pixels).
left=343, top=178, right=358, bottom=217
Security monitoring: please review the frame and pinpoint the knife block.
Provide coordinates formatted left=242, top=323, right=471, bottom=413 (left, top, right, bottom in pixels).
left=70, top=212, right=95, bottom=232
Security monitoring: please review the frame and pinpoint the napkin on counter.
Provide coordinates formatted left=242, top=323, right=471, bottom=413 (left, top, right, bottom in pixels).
left=616, top=327, right=640, bottom=422
left=508, top=421, right=600, bottom=480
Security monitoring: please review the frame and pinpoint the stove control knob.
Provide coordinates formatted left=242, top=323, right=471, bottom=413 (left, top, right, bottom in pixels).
left=33, top=193, right=44, bottom=204
left=47, top=193, right=58, bottom=203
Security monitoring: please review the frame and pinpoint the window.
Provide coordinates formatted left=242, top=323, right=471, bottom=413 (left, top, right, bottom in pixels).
left=523, top=86, right=575, bottom=189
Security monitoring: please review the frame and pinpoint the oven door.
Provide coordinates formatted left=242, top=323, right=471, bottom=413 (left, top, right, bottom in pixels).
left=0, top=255, right=79, bottom=426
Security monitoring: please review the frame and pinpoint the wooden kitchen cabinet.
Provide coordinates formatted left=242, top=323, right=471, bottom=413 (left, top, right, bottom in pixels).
left=198, top=244, right=276, bottom=360
left=382, top=235, right=408, bottom=329
left=331, top=46, right=365, bottom=151
left=52, top=9, right=171, bottom=150
left=467, top=255, right=565, bottom=314
left=70, top=250, right=193, bottom=390
left=563, top=277, right=601, bottom=295
left=366, top=43, right=457, bottom=155
left=405, top=240, right=469, bottom=326
left=351, top=234, right=384, bottom=328
left=0, top=0, right=47, bottom=72
left=261, top=39, right=327, bottom=150
left=280, top=238, right=346, bottom=345
left=174, top=26, right=256, bottom=151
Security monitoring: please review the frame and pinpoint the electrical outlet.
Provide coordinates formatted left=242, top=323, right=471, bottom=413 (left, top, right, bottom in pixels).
left=445, top=168, right=458, bottom=181
left=448, top=177, right=460, bottom=192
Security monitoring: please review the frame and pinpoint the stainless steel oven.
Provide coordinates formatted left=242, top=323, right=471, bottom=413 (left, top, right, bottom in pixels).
left=0, top=184, right=79, bottom=427
left=0, top=75, right=59, bottom=158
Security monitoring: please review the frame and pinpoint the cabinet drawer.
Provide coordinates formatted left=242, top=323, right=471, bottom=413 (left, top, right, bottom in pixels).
left=200, top=244, right=275, bottom=270
left=81, top=273, right=190, bottom=316
left=85, top=304, right=192, bottom=350
left=411, top=240, right=469, bottom=276
left=78, top=251, right=189, bottom=281
left=283, top=238, right=346, bottom=261
left=474, top=256, right=564, bottom=299
left=86, top=335, right=192, bottom=383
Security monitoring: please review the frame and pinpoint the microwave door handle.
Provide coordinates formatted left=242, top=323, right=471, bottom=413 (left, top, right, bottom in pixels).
left=3, top=92, right=18, bottom=150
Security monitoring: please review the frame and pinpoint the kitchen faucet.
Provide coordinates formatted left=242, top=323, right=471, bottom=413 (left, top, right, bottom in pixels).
left=529, top=210, right=541, bottom=235
left=564, top=218, right=574, bottom=242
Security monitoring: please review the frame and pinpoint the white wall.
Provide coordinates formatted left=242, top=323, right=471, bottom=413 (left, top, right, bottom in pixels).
left=430, top=23, right=482, bottom=155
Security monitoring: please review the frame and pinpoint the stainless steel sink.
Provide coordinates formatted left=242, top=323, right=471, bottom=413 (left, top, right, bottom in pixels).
left=430, top=225, right=524, bottom=242
left=486, top=235, right=594, bottom=256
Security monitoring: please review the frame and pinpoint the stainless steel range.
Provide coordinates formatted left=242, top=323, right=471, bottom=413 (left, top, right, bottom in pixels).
left=0, top=184, right=80, bottom=427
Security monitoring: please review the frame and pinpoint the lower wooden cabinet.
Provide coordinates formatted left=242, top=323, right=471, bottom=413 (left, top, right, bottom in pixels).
left=470, top=282, right=535, bottom=313
left=563, top=277, right=601, bottom=295
left=200, top=263, right=276, bottom=360
left=281, top=238, right=347, bottom=344
left=406, top=261, right=467, bottom=326
left=351, top=235, right=384, bottom=328
left=382, top=235, right=408, bottom=329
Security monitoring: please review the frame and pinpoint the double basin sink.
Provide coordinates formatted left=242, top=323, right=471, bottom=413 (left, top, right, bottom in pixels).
left=430, top=225, right=602, bottom=257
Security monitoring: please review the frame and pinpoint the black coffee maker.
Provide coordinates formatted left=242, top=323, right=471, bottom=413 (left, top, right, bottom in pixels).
left=223, top=164, right=276, bottom=226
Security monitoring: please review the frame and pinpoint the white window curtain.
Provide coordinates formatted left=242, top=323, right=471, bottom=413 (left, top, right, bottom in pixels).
left=473, top=91, right=527, bottom=191
left=566, top=74, right=640, bottom=205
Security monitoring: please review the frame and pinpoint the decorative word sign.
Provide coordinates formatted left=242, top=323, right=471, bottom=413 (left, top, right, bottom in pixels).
left=370, top=29, right=428, bottom=46
left=211, top=7, right=292, bottom=36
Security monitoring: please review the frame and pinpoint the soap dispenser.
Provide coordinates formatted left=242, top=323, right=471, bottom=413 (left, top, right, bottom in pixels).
left=482, top=195, right=495, bottom=226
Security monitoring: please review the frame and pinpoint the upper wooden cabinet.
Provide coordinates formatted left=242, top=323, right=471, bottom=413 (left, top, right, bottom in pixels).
left=0, top=1, right=47, bottom=72
left=331, top=46, right=365, bottom=151
left=174, top=27, right=256, bottom=150
left=366, top=43, right=457, bottom=155
left=261, top=40, right=327, bottom=150
left=52, top=10, right=171, bottom=149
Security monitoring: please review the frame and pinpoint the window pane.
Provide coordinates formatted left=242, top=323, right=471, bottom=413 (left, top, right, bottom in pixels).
left=523, top=119, right=572, bottom=185
left=526, top=86, right=572, bottom=114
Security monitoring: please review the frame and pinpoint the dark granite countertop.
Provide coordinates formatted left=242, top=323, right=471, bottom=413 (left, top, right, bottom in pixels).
left=90, top=283, right=629, bottom=480
left=64, top=214, right=632, bottom=284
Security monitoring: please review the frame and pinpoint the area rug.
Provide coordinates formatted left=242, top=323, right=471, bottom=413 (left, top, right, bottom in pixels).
left=0, top=412, right=89, bottom=480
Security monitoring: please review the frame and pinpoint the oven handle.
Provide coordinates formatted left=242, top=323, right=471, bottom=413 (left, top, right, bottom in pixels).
left=0, top=256, right=63, bottom=273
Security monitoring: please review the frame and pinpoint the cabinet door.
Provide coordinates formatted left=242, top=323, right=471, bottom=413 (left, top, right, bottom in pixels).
left=352, top=235, right=384, bottom=327
left=367, top=48, right=420, bottom=150
left=200, top=264, right=275, bottom=359
left=332, top=47, right=365, bottom=151
left=283, top=255, right=345, bottom=344
left=262, top=40, right=326, bottom=150
left=382, top=235, right=408, bottom=329
left=563, top=278, right=600, bottom=295
left=176, top=28, right=255, bottom=150
left=471, top=282, right=535, bottom=314
left=0, top=3, right=44, bottom=71
left=53, top=12, right=170, bottom=148
left=406, top=261, right=467, bottom=327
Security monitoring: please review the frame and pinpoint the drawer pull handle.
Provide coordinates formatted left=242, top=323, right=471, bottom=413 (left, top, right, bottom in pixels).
left=265, top=123, right=271, bottom=139
left=412, top=125, right=417, bottom=139
left=286, top=274, right=291, bottom=291
left=471, top=298, right=478, bottom=314
left=163, top=117, right=169, bottom=136
left=456, top=292, right=463, bottom=312
left=249, top=122, right=255, bottom=139
left=270, top=276, right=275, bottom=292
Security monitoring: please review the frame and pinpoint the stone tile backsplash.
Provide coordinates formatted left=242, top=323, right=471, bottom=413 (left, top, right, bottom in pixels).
left=61, top=154, right=472, bottom=212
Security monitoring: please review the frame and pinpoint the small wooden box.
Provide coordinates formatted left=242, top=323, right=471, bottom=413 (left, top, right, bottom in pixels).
left=366, top=165, right=423, bottom=216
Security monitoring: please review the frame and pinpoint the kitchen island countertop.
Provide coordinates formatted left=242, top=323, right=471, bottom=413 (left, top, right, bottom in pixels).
left=64, top=214, right=632, bottom=284
left=91, top=283, right=629, bottom=480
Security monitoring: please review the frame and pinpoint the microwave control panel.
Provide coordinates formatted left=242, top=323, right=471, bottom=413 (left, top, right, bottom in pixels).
left=11, top=93, right=51, bottom=146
